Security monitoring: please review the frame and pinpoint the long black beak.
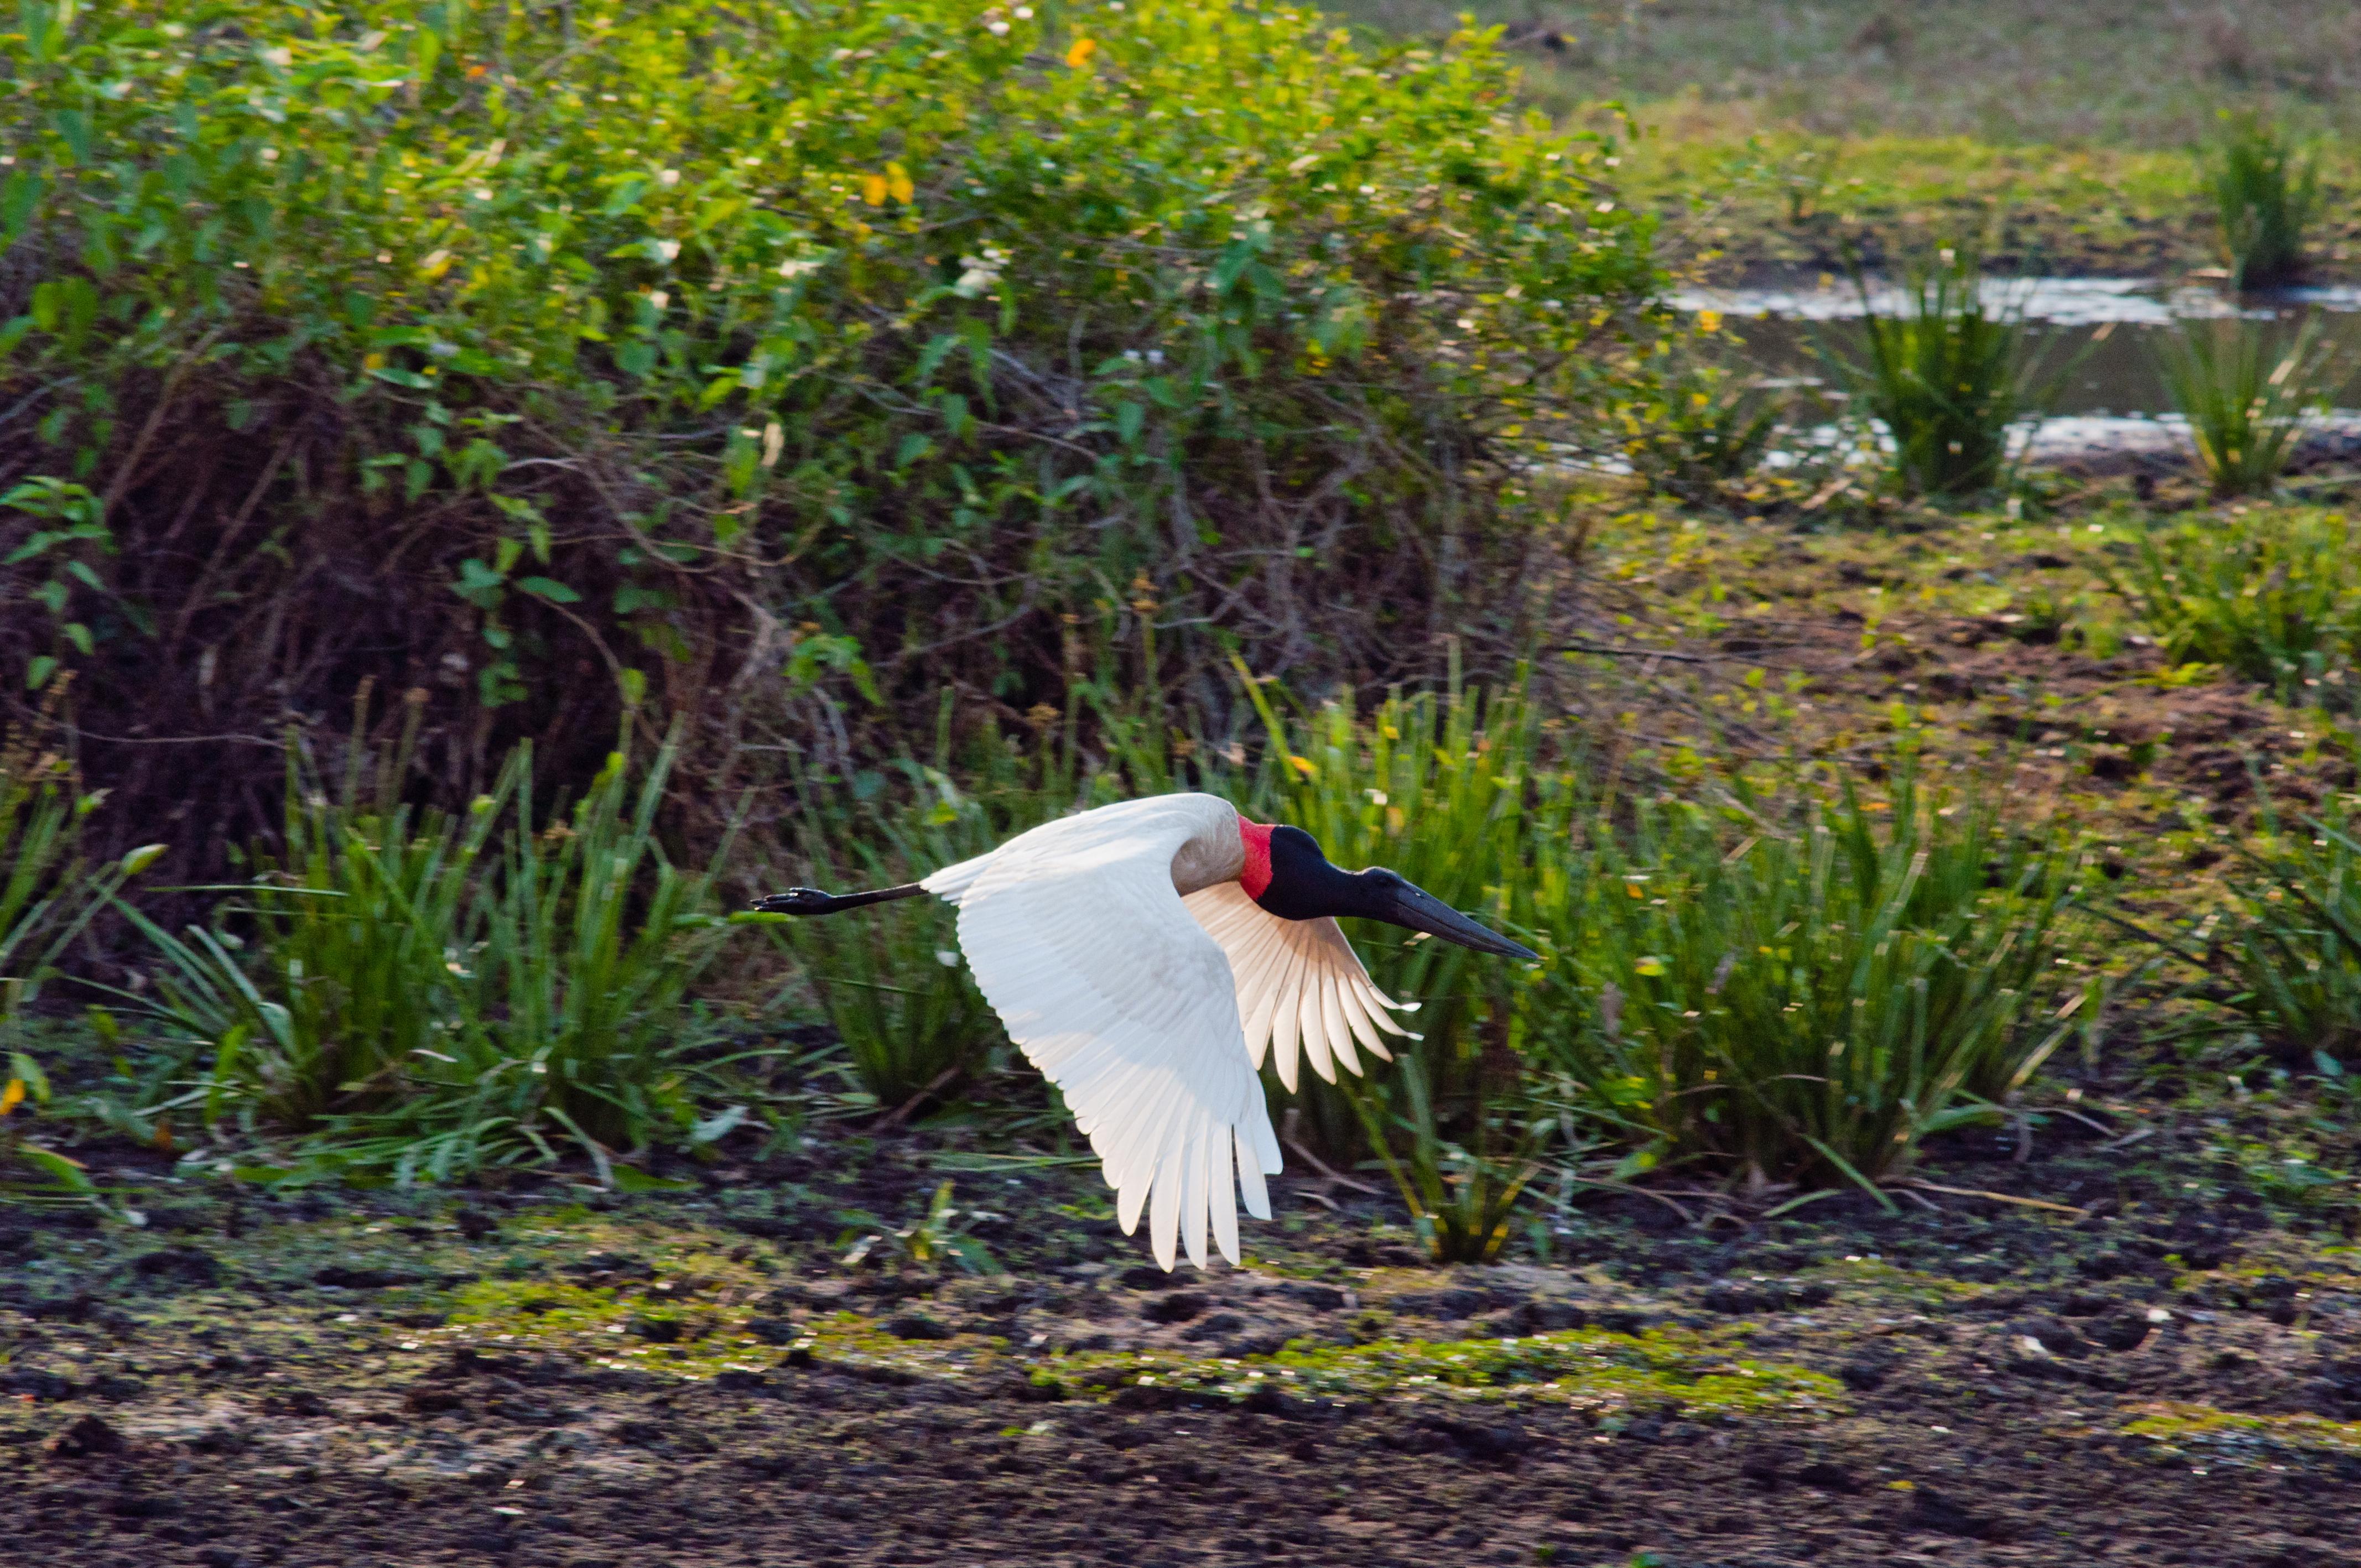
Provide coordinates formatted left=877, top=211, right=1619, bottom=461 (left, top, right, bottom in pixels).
left=1374, top=880, right=1537, bottom=961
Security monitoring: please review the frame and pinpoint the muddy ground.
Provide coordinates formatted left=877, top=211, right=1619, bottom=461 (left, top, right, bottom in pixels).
left=5, top=1098, right=2360, bottom=1568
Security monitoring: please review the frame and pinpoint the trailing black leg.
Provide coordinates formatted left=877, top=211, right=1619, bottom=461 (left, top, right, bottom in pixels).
left=751, top=883, right=929, bottom=917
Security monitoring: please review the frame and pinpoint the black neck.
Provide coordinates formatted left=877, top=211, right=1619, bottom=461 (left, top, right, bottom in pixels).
left=1256, top=826, right=1384, bottom=921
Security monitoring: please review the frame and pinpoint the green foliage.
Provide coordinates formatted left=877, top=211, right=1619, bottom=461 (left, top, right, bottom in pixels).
left=2155, top=320, right=2334, bottom=498
left=1620, top=355, right=1780, bottom=502
left=2, top=718, right=160, bottom=1204
left=1341, top=1056, right=1543, bottom=1263
left=1234, top=671, right=1583, bottom=1256
left=1531, top=772, right=2081, bottom=1190
left=771, top=768, right=1015, bottom=1110
left=2208, top=115, right=2320, bottom=290
left=2226, top=792, right=2361, bottom=1065
left=122, top=714, right=743, bottom=1181
left=1, top=725, right=160, bottom=1031
left=0, top=0, right=1665, bottom=848
left=2116, top=507, right=2361, bottom=701
left=841, top=1179, right=1005, bottom=1275
left=1820, top=250, right=2044, bottom=501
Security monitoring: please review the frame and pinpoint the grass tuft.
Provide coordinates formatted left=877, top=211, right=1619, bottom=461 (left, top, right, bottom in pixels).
left=1819, top=249, right=2048, bottom=502
left=2, top=703, right=163, bottom=1036
left=2225, top=792, right=2361, bottom=1067
left=2155, top=319, right=2337, bottom=499
left=2207, top=115, right=2320, bottom=290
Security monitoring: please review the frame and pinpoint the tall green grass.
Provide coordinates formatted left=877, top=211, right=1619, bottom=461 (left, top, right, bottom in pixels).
left=1529, top=771, right=2082, bottom=1197
left=769, top=765, right=1016, bottom=1112
left=1821, top=251, right=2050, bottom=501
left=774, top=680, right=2086, bottom=1246
left=2, top=721, right=162, bottom=1202
left=2116, top=507, right=2361, bottom=701
left=2155, top=319, right=2335, bottom=498
left=2208, top=116, right=2320, bottom=290
left=1237, top=670, right=1569, bottom=1260
left=2, top=734, right=161, bottom=1032
left=2225, top=791, right=2361, bottom=1066
left=122, top=711, right=745, bottom=1181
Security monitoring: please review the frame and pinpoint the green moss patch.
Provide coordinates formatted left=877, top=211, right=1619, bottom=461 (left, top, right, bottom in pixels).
left=2124, top=1402, right=2361, bottom=1461
left=1051, top=1324, right=1844, bottom=1419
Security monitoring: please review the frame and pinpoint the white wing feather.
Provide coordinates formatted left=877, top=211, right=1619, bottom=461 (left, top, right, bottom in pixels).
left=1181, top=881, right=1412, bottom=1092
left=924, top=796, right=1281, bottom=1271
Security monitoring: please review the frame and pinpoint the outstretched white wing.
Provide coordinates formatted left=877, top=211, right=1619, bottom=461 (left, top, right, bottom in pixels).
left=1182, top=881, right=1413, bottom=1093
left=924, top=798, right=1281, bottom=1272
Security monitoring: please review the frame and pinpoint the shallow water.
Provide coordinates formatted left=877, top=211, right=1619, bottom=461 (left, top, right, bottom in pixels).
left=1672, top=276, right=2361, bottom=420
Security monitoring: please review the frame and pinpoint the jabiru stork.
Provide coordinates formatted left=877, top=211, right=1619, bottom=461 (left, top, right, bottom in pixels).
left=755, top=794, right=1535, bottom=1271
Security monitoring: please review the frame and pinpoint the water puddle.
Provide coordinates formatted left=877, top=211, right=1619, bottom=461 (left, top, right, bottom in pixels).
left=1671, top=277, right=2361, bottom=462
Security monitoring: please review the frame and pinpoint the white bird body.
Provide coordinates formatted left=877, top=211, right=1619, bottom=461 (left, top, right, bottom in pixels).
left=757, top=790, right=1533, bottom=1272
left=922, top=794, right=1407, bottom=1271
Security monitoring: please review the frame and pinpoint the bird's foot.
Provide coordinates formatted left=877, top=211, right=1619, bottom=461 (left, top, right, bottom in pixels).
left=751, top=887, right=840, bottom=916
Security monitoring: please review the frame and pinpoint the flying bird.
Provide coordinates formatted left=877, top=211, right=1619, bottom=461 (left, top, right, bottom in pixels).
left=755, top=793, right=1535, bottom=1271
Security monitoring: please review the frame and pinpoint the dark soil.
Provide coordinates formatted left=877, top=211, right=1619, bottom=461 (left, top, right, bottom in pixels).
left=6, top=1102, right=2359, bottom=1568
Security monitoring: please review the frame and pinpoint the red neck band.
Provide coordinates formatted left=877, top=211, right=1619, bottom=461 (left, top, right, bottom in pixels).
left=1236, top=816, right=1275, bottom=900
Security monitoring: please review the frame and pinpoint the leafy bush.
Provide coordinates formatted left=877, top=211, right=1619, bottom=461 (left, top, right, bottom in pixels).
left=2208, top=115, right=2319, bottom=290
left=1532, top=772, right=2081, bottom=1196
left=122, top=714, right=744, bottom=1181
left=2155, top=319, right=2334, bottom=498
left=0, top=0, right=1665, bottom=872
left=1620, top=352, right=1781, bottom=502
left=1819, top=250, right=2047, bottom=501
left=2117, top=507, right=2360, bottom=701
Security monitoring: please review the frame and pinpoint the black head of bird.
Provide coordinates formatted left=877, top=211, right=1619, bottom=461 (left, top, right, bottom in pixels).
left=1240, top=821, right=1536, bottom=960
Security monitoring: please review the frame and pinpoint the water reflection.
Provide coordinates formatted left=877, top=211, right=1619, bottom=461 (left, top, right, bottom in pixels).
left=1671, top=277, right=2361, bottom=419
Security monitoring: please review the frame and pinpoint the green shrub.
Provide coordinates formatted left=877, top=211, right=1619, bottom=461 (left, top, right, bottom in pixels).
left=1620, top=354, right=1781, bottom=501
left=0, top=0, right=1665, bottom=863
left=1820, top=249, right=2046, bottom=501
left=2155, top=319, right=2334, bottom=498
left=2208, top=115, right=2320, bottom=290
left=2225, top=791, right=2361, bottom=1065
left=2116, top=507, right=2360, bottom=701
left=122, top=713, right=743, bottom=1180
left=1532, top=772, right=2081, bottom=1195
